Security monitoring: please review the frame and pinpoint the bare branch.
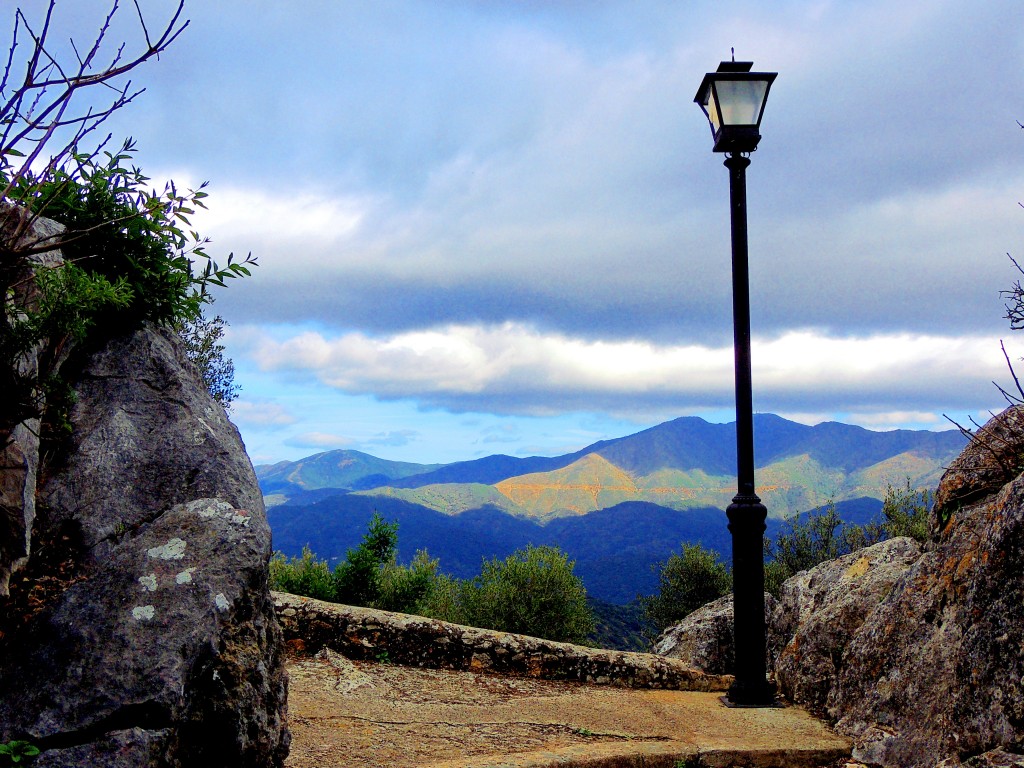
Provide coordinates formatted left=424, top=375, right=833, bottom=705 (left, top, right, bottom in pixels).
left=1000, top=339, right=1024, bottom=401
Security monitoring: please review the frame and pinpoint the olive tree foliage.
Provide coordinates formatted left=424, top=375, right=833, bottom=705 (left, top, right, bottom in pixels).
left=639, top=543, right=731, bottom=633
left=644, top=483, right=934, bottom=629
left=762, top=487, right=931, bottom=597
left=270, top=518, right=595, bottom=644
left=449, top=545, right=595, bottom=644
left=269, top=514, right=440, bottom=617
left=0, top=2, right=253, bottom=437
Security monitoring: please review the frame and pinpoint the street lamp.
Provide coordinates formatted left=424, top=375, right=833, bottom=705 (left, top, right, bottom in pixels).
left=694, top=58, right=778, bottom=706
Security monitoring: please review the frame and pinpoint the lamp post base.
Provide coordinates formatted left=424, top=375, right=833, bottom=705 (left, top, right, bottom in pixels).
left=724, top=679, right=779, bottom=708
left=726, top=493, right=776, bottom=707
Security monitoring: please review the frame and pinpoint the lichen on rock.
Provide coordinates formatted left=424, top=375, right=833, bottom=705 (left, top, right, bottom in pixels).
left=0, top=321, right=289, bottom=767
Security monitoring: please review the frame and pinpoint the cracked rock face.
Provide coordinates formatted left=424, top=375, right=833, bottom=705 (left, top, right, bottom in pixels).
left=772, top=536, right=922, bottom=718
left=0, top=326, right=289, bottom=767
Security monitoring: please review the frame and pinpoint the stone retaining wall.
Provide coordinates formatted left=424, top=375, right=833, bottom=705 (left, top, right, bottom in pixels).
left=273, top=591, right=730, bottom=692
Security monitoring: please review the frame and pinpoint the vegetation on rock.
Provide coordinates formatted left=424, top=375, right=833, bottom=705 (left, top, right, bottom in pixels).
left=0, top=3, right=252, bottom=440
left=640, top=480, right=933, bottom=633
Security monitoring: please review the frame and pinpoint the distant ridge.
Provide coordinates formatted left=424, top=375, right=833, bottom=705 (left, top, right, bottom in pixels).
left=257, top=449, right=441, bottom=495
left=260, top=413, right=967, bottom=604
left=258, top=414, right=966, bottom=520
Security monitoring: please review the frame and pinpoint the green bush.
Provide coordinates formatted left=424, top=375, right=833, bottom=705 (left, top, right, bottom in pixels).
left=640, top=543, right=731, bottom=632
left=764, top=503, right=844, bottom=597
left=376, top=549, right=439, bottom=615
left=269, top=546, right=336, bottom=602
left=271, top=515, right=442, bottom=617
left=1, top=143, right=255, bottom=436
left=0, top=739, right=39, bottom=765
left=270, top=523, right=595, bottom=643
left=176, top=308, right=240, bottom=410
left=458, top=545, right=595, bottom=644
left=879, top=480, right=931, bottom=543
left=332, top=513, right=399, bottom=606
left=5, top=143, right=255, bottom=327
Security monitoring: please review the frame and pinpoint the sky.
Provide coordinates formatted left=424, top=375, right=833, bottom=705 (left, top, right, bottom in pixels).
left=23, top=1, right=1024, bottom=465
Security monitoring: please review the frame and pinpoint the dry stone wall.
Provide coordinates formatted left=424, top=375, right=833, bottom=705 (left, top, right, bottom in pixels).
left=274, top=591, right=731, bottom=692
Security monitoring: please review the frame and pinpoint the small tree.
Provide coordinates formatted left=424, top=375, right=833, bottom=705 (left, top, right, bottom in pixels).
left=880, top=480, right=931, bottom=543
left=332, top=513, right=399, bottom=606
left=176, top=308, right=240, bottom=410
left=376, top=549, right=439, bottom=615
left=0, top=5, right=255, bottom=440
left=459, top=545, right=594, bottom=644
left=762, top=502, right=883, bottom=596
left=268, top=546, right=335, bottom=602
left=640, top=543, right=731, bottom=632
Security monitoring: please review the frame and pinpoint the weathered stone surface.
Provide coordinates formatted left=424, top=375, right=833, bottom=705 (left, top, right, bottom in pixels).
left=0, top=325, right=288, bottom=767
left=773, top=537, right=921, bottom=717
left=832, top=451, right=1024, bottom=765
left=649, top=592, right=781, bottom=676
left=958, top=748, right=1024, bottom=767
left=932, top=405, right=1024, bottom=532
left=0, top=214, right=64, bottom=596
left=0, top=421, right=39, bottom=596
left=274, top=591, right=731, bottom=692
left=39, top=326, right=265, bottom=559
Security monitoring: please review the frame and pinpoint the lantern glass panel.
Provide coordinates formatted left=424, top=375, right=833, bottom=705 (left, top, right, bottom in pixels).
left=700, top=88, right=722, bottom=134
left=715, top=79, right=769, bottom=126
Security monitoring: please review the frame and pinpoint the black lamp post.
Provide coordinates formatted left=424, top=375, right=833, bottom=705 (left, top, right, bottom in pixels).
left=694, top=59, right=778, bottom=706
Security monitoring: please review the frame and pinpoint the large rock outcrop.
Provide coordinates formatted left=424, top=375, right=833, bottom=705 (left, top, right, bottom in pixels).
left=773, top=536, right=922, bottom=717
left=651, top=408, right=1024, bottom=766
left=831, top=411, right=1024, bottom=766
left=0, top=213, right=64, bottom=596
left=0, top=323, right=289, bottom=766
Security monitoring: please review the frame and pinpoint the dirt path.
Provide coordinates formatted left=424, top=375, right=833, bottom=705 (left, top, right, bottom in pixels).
left=284, top=650, right=850, bottom=768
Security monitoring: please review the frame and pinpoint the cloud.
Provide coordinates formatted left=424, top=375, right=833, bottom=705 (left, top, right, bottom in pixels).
left=229, top=400, right=297, bottom=428
left=283, top=432, right=354, bottom=450
left=129, top=1, right=1020, bottom=355
left=234, top=322, right=1013, bottom=417
left=365, top=430, right=420, bottom=448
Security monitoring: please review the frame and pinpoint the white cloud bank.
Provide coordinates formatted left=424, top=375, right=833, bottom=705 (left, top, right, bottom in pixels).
left=233, top=323, right=1014, bottom=418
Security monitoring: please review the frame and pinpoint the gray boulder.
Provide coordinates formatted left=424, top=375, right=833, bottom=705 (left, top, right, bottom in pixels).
left=651, top=592, right=780, bottom=676
left=0, top=325, right=288, bottom=766
left=0, top=217, right=64, bottom=596
left=830, top=409, right=1024, bottom=766
left=0, top=421, right=39, bottom=596
left=773, top=537, right=921, bottom=717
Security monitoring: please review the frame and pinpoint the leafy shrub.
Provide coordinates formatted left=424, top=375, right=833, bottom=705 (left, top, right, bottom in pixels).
left=879, top=480, right=931, bottom=543
left=271, top=522, right=595, bottom=643
left=332, top=513, right=399, bottom=606
left=269, top=546, right=335, bottom=602
left=1, top=143, right=255, bottom=437
left=5, top=143, right=255, bottom=327
left=640, top=543, right=731, bottom=632
left=0, top=738, right=40, bottom=764
left=376, top=549, right=439, bottom=615
left=271, top=515, right=442, bottom=616
left=458, top=545, right=595, bottom=644
left=176, top=308, right=240, bottom=409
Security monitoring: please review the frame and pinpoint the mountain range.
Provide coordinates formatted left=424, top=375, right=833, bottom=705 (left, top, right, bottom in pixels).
left=259, top=414, right=966, bottom=603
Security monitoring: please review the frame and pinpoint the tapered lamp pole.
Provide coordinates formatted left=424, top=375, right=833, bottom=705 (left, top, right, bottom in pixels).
left=694, top=59, right=778, bottom=706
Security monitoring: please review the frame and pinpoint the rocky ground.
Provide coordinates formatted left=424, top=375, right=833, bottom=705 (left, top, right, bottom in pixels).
left=283, top=648, right=850, bottom=768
